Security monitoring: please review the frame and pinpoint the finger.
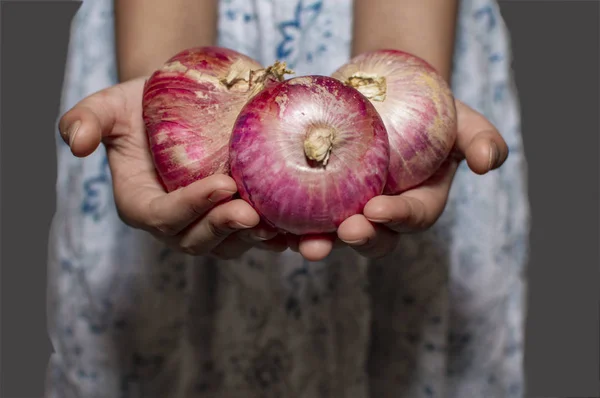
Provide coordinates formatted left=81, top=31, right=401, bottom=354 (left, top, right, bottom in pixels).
left=119, top=174, right=238, bottom=237
left=210, top=231, right=289, bottom=260
left=454, top=100, right=509, bottom=174
left=177, top=199, right=260, bottom=255
left=288, top=234, right=344, bottom=254
left=364, top=159, right=459, bottom=233
left=253, top=234, right=290, bottom=252
left=58, top=78, right=146, bottom=157
left=239, top=231, right=290, bottom=252
left=338, top=214, right=399, bottom=258
left=210, top=235, right=253, bottom=260
left=236, top=222, right=279, bottom=244
left=298, top=233, right=336, bottom=262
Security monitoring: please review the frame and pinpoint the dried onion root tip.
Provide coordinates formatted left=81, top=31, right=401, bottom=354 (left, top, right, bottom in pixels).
left=303, top=125, right=335, bottom=166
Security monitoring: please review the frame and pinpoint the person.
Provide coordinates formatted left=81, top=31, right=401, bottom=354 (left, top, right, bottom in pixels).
left=46, top=0, right=530, bottom=397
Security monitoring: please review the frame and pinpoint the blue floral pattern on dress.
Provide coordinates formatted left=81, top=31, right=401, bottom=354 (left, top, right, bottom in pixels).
left=45, top=0, right=530, bottom=397
left=276, top=1, right=324, bottom=67
left=81, top=155, right=111, bottom=222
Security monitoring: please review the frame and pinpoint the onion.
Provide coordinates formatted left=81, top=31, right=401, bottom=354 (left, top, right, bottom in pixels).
left=229, top=75, right=390, bottom=235
left=332, top=49, right=457, bottom=194
left=142, top=46, right=291, bottom=191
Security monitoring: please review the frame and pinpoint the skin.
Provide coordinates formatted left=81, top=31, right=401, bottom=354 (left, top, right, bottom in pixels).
left=114, top=0, right=219, bottom=81
left=59, top=0, right=509, bottom=261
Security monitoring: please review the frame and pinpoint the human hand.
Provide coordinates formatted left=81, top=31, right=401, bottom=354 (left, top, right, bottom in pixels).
left=58, top=77, right=295, bottom=260
left=335, top=99, right=509, bottom=258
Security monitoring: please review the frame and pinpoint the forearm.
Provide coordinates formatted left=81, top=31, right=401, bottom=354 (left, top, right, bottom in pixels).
left=352, top=0, right=459, bottom=82
left=114, top=0, right=218, bottom=81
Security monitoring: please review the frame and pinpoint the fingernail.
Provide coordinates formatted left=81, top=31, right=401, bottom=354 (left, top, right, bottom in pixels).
left=67, top=120, right=81, bottom=147
left=488, top=141, right=499, bottom=170
left=366, top=217, right=391, bottom=224
left=228, top=221, right=254, bottom=230
left=342, top=238, right=368, bottom=246
left=250, top=229, right=277, bottom=241
left=208, top=189, right=236, bottom=204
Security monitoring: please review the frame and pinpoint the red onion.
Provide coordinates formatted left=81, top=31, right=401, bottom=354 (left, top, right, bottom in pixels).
left=229, top=75, right=390, bottom=235
left=142, top=46, right=291, bottom=191
left=332, top=49, right=457, bottom=194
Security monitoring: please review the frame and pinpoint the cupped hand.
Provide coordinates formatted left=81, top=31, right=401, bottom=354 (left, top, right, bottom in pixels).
left=336, top=99, right=510, bottom=258
left=58, top=77, right=299, bottom=260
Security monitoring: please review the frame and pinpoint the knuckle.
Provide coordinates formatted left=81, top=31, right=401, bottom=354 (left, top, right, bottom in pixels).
left=235, top=229, right=257, bottom=243
left=147, top=200, right=179, bottom=236
left=189, top=202, right=207, bottom=217
left=179, top=242, right=200, bottom=256
left=152, top=220, right=179, bottom=237
left=115, top=207, right=135, bottom=228
left=207, top=220, right=233, bottom=240
left=404, top=198, right=425, bottom=228
left=115, top=207, right=150, bottom=233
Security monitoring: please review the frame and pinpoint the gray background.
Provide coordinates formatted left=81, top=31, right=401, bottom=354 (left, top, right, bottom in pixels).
left=1, top=1, right=598, bottom=397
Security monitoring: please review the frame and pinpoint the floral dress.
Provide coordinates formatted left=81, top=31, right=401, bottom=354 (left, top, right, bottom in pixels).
left=45, top=0, right=530, bottom=397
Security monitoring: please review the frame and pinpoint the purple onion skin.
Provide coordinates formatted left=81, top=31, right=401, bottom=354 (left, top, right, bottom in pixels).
left=142, top=46, right=265, bottom=192
left=229, top=75, right=390, bottom=236
left=332, top=49, right=458, bottom=195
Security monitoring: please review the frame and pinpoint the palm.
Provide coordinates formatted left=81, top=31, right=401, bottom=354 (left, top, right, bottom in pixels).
left=100, top=79, right=170, bottom=212
left=59, top=78, right=303, bottom=259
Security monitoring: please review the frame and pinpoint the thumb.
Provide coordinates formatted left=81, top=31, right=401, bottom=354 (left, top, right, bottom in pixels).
left=454, top=99, right=509, bottom=174
left=58, top=78, right=146, bottom=157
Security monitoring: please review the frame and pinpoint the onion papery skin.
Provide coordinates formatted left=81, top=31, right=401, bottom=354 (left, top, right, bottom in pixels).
left=229, top=75, right=390, bottom=235
left=332, top=49, right=457, bottom=194
left=142, top=46, right=283, bottom=192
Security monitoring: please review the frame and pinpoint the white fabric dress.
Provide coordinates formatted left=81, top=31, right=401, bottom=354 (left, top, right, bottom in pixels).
left=46, top=0, right=531, bottom=397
